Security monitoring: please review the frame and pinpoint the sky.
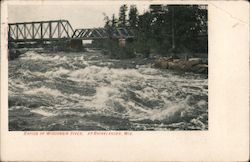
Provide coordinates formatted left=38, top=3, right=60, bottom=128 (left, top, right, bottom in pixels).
left=8, top=4, right=150, bottom=29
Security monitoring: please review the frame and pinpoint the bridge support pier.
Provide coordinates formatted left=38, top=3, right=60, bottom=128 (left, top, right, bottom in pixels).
left=70, top=39, right=83, bottom=50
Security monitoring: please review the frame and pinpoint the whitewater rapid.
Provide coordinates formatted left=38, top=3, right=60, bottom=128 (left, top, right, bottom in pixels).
left=9, top=50, right=208, bottom=130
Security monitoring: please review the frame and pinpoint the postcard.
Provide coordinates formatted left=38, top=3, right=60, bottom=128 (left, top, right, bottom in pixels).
left=0, top=0, right=249, bottom=161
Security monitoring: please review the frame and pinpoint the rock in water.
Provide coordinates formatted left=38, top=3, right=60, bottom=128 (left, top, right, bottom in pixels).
left=154, top=57, right=208, bottom=74
left=191, top=64, right=208, bottom=74
left=9, top=49, right=21, bottom=60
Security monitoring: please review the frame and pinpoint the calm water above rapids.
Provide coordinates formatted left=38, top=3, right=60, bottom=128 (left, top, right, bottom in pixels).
left=9, top=50, right=208, bottom=131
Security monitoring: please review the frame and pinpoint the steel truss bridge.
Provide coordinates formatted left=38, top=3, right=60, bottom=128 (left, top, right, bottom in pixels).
left=72, top=28, right=134, bottom=40
left=8, top=19, right=135, bottom=43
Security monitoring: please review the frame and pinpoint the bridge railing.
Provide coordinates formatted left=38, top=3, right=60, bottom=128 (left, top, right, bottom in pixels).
left=8, top=20, right=74, bottom=42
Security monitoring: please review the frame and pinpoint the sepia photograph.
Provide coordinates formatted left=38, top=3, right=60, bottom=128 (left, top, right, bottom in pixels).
left=1, top=0, right=249, bottom=161
left=7, top=3, right=208, bottom=131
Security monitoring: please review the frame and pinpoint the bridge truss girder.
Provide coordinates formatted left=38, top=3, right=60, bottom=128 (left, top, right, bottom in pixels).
left=8, top=20, right=74, bottom=42
left=72, top=27, right=135, bottom=40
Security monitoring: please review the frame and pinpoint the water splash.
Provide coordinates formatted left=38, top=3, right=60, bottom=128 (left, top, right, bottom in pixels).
left=9, top=51, right=208, bottom=130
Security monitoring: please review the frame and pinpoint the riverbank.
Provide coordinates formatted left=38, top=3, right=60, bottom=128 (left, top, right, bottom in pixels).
left=9, top=48, right=208, bottom=75
left=154, top=56, right=208, bottom=74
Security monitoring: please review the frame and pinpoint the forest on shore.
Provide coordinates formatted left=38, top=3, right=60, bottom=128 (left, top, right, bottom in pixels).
left=92, top=4, right=208, bottom=59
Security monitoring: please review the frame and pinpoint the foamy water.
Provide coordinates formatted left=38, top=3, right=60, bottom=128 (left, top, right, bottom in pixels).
left=9, top=50, right=208, bottom=130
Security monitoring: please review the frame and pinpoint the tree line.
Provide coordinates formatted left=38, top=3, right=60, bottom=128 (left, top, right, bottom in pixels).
left=93, top=4, right=208, bottom=59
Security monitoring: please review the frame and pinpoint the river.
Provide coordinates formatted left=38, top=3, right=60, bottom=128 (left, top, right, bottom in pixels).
left=9, top=50, right=208, bottom=131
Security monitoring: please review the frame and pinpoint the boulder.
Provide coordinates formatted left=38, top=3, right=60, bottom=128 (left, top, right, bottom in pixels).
left=8, top=49, right=21, bottom=60
left=188, top=58, right=202, bottom=62
left=154, top=57, right=208, bottom=74
left=163, top=56, right=173, bottom=61
left=173, top=59, right=180, bottom=63
left=168, top=61, right=182, bottom=70
left=154, top=59, right=169, bottom=69
left=191, top=64, right=208, bottom=74
left=154, top=59, right=162, bottom=68
left=183, top=60, right=201, bottom=69
left=161, top=61, right=169, bottom=69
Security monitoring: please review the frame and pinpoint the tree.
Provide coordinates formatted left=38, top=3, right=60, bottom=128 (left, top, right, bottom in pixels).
left=149, top=5, right=166, bottom=43
left=111, top=14, right=118, bottom=28
left=118, top=5, right=128, bottom=27
left=165, top=5, right=208, bottom=53
left=136, top=11, right=152, bottom=57
left=103, top=13, right=111, bottom=28
left=99, top=5, right=208, bottom=58
left=128, top=5, right=139, bottom=29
